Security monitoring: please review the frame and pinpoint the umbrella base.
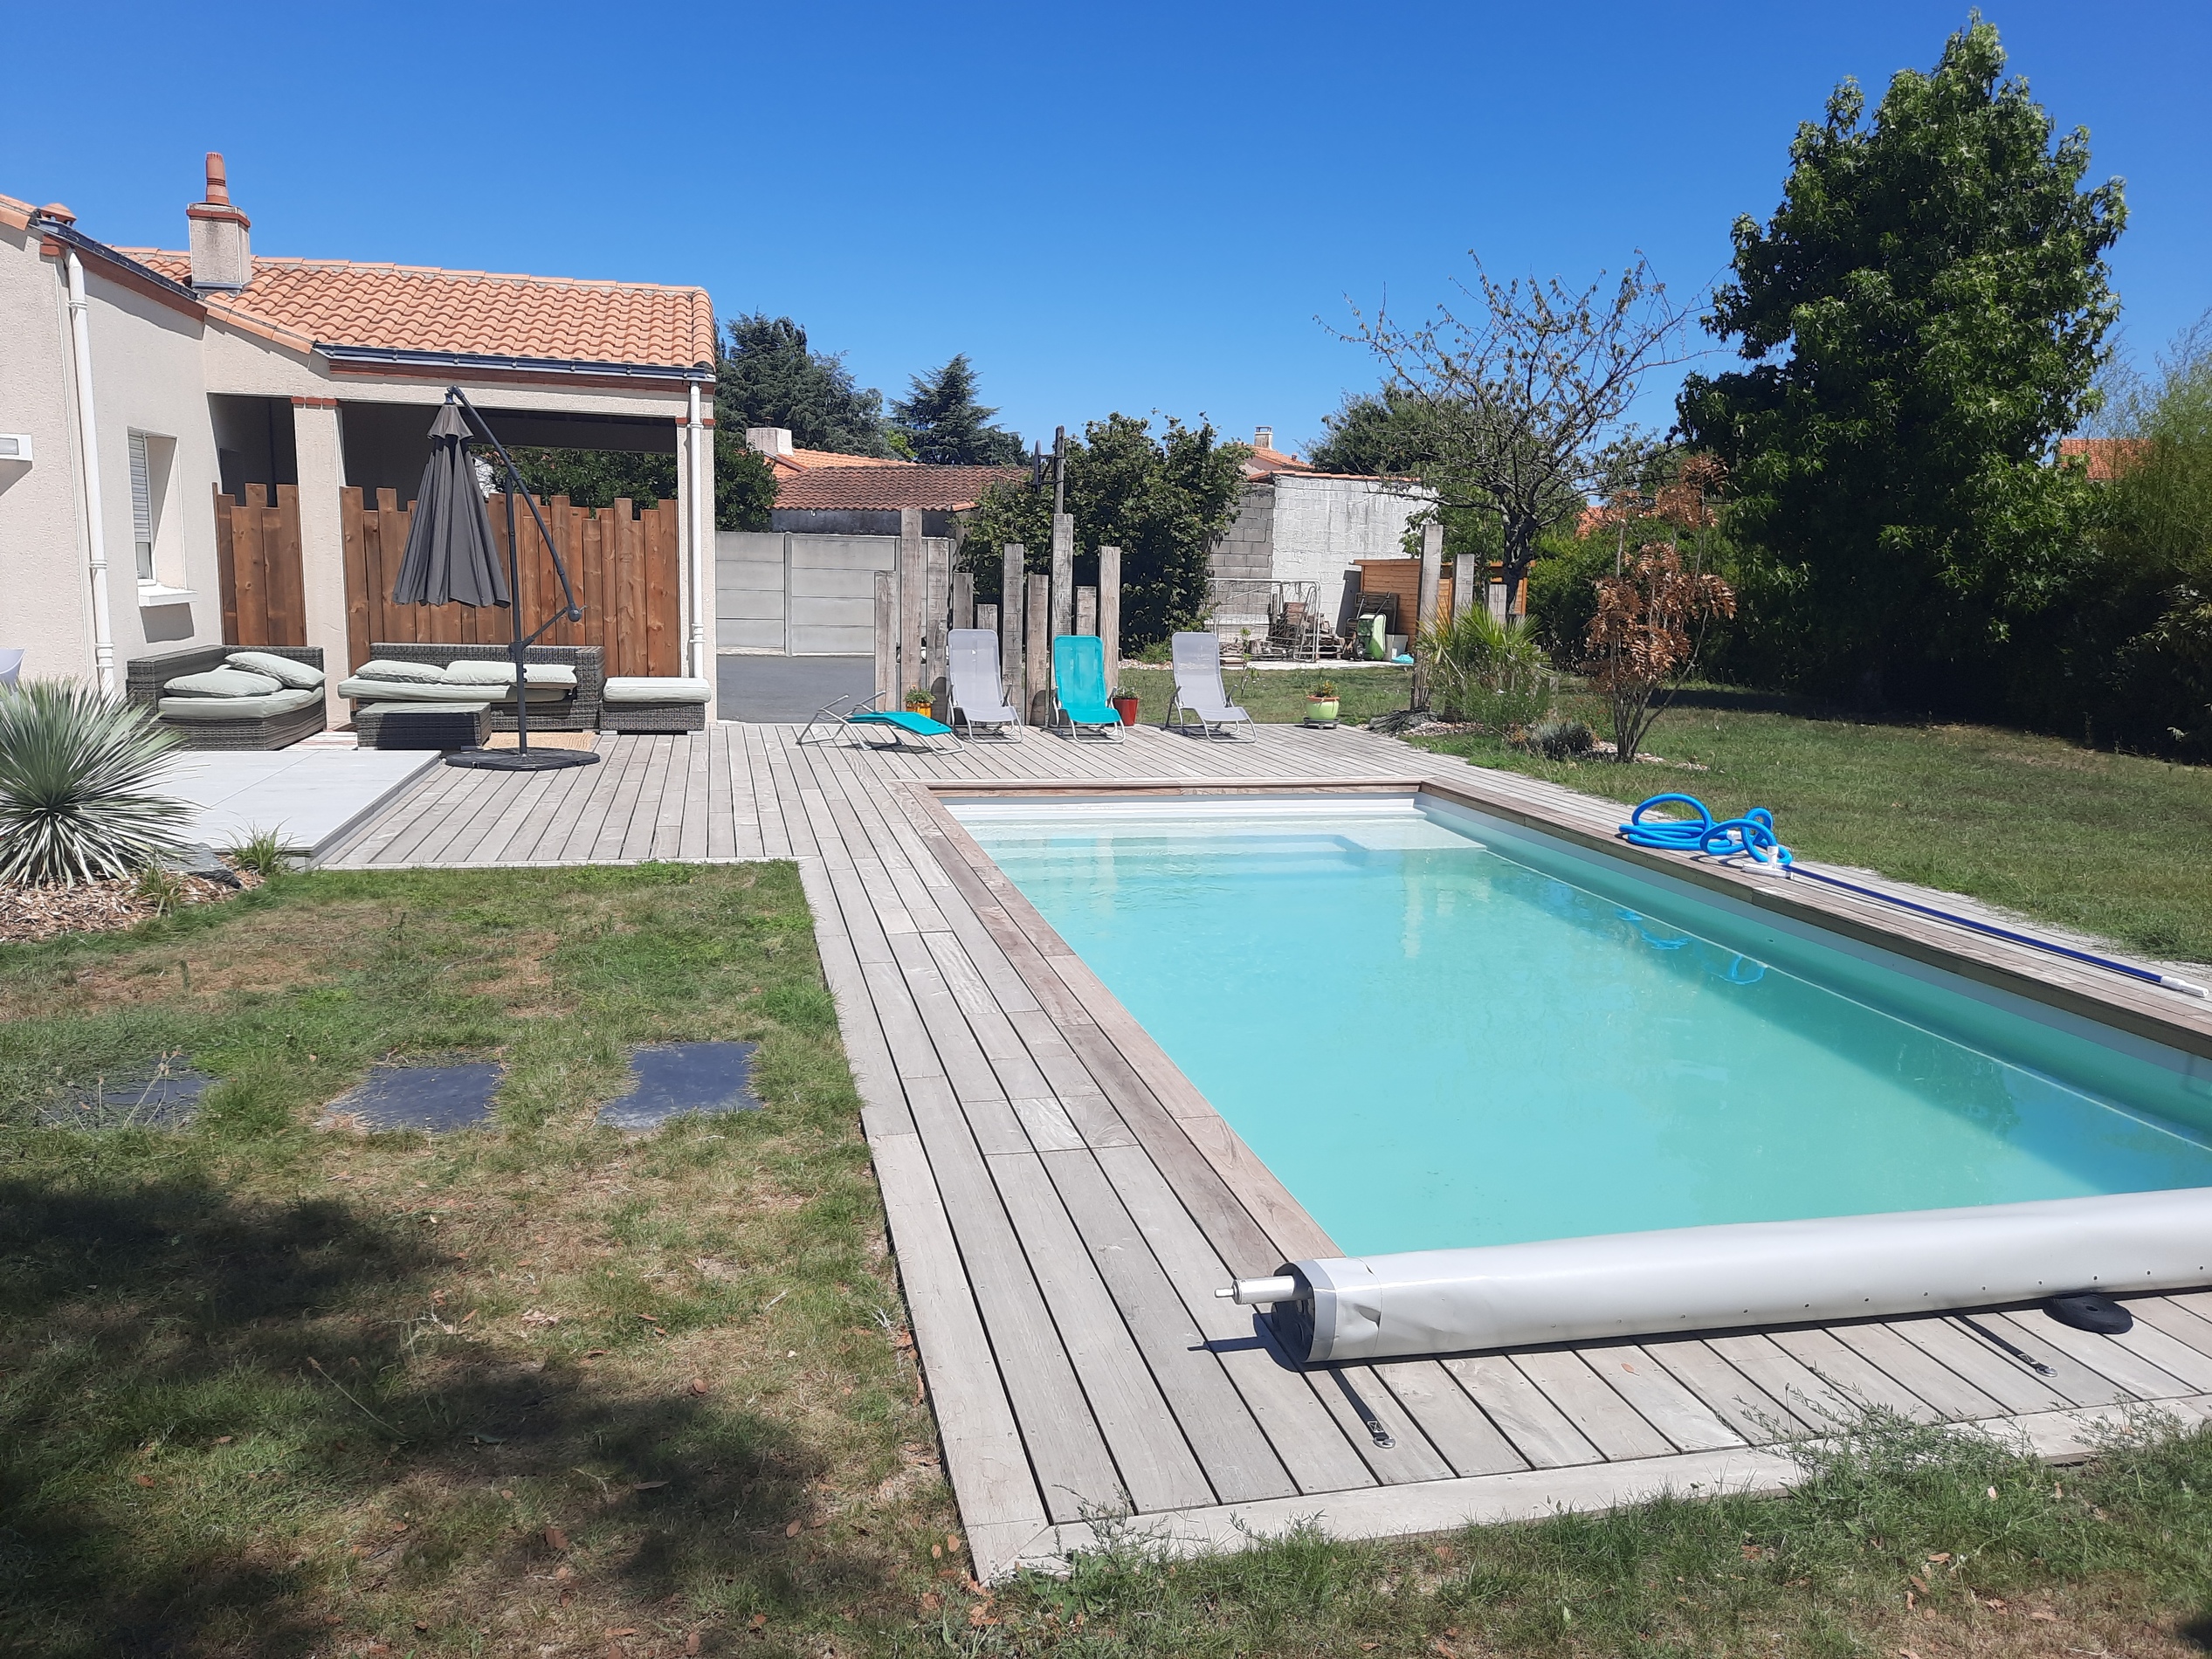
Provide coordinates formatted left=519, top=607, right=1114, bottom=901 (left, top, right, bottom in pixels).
left=444, top=747, right=603, bottom=772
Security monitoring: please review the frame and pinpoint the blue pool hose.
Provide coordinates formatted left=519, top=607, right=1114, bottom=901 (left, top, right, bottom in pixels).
left=1618, top=794, right=2209, bottom=1000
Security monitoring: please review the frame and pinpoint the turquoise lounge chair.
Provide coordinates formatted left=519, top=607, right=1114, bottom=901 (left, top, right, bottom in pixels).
left=1051, top=635, right=1127, bottom=740
left=796, top=692, right=954, bottom=751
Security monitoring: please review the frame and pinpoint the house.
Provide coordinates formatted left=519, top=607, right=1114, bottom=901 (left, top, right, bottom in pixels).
left=2057, top=437, right=2148, bottom=481
left=1206, top=425, right=1434, bottom=641
left=748, top=427, right=1021, bottom=537
left=1, top=155, right=720, bottom=719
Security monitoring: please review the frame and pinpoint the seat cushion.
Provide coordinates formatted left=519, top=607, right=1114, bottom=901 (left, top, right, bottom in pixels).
left=851, top=709, right=951, bottom=736
left=224, top=650, right=326, bottom=691
left=163, top=667, right=282, bottom=699
left=159, top=687, right=320, bottom=720
left=353, top=657, right=453, bottom=685
left=602, top=676, right=711, bottom=706
left=442, top=659, right=580, bottom=689
left=361, top=700, right=497, bottom=717
left=340, top=677, right=498, bottom=705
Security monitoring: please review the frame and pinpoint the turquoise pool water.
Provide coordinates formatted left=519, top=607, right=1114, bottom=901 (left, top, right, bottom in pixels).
left=951, top=795, right=2212, bottom=1256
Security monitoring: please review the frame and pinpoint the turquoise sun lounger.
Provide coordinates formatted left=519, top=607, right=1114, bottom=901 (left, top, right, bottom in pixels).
left=1051, top=635, right=1127, bottom=740
left=797, top=692, right=954, bottom=750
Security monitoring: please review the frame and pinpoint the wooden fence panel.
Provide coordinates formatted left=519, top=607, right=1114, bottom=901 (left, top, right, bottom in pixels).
left=337, top=490, right=679, bottom=677
left=211, top=482, right=307, bottom=648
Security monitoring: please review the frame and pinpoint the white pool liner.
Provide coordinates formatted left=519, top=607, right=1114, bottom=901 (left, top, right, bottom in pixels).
left=1255, top=1185, right=2212, bottom=1362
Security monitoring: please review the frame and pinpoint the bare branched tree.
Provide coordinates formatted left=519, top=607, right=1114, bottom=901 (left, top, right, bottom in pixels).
left=1342, top=256, right=1698, bottom=617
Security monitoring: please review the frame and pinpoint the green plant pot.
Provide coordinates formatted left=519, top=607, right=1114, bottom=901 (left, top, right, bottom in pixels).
left=1306, top=698, right=1340, bottom=724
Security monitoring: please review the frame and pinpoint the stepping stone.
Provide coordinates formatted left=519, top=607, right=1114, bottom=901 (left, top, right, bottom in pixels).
left=327, top=1063, right=504, bottom=1132
left=38, top=1060, right=210, bottom=1128
left=596, top=1042, right=761, bottom=1131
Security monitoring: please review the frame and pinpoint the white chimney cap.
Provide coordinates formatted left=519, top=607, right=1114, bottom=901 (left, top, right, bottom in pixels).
left=746, top=427, right=796, bottom=457
left=1254, top=425, right=1274, bottom=451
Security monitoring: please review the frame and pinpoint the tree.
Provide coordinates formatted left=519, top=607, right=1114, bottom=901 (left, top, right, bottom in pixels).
left=1676, top=16, right=2124, bottom=706
left=1341, top=254, right=1694, bottom=619
left=890, top=355, right=1026, bottom=465
left=493, top=434, right=778, bottom=532
left=962, top=414, right=1249, bottom=649
left=1583, top=546, right=1735, bottom=763
left=716, top=313, right=892, bottom=457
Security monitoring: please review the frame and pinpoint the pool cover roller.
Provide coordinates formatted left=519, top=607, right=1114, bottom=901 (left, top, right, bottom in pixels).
left=1225, top=1187, right=2212, bottom=1363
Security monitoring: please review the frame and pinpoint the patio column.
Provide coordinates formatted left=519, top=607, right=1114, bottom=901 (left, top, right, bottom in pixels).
left=676, top=401, right=719, bottom=717
left=290, top=397, right=352, bottom=723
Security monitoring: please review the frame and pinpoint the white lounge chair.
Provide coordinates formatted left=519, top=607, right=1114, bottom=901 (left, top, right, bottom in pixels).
left=1167, top=631, right=1254, bottom=739
left=945, top=628, right=1022, bottom=740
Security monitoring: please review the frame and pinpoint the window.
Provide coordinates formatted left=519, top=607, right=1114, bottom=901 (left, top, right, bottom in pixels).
left=128, top=431, right=156, bottom=582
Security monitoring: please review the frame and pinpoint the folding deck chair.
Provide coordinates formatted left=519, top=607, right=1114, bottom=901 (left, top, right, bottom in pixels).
left=1167, top=630, right=1255, bottom=738
left=945, top=628, right=1022, bottom=740
left=796, top=692, right=954, bottom=751
left=1050, top=636, right=1127, bottom=740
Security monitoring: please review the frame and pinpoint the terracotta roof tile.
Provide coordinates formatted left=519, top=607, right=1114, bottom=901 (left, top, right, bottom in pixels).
left=0, top=190, right=34, bottom=232
left=120, top=250, right=713, bottom=370
left=776, top=464, right=1023, bottom=513
left=1244, top=444, right=1312, bottom=479
left=2058, top=437, right=2148, bottom=482
left=766, top=447, right=916, bottom=478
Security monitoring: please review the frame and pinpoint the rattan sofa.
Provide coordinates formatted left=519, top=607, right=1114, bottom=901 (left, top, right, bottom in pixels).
left=126, top=644, right=328, bottom=750
left=356, top=643, right=604, bottom=733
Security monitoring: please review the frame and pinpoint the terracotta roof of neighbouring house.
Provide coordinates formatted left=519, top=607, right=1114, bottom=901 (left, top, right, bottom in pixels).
left=765, top=447, right=916, bottom=479
left=1243, top=444, right=1312, bottom=479
left=2058, top=437, right=2149, bottom=482
left=0, top=190, right=35, bottom=232
left=118, top=250, right=715, bottom=372
left=776, top=463, right=1024, bottom=513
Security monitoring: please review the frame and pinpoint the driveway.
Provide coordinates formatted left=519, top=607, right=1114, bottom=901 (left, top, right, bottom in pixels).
left=716, top=654, right=873, bottom=722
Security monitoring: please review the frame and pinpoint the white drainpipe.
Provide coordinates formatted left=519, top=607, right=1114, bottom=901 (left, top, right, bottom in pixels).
left=686, top=380, right=707, bottom=678
left=65, top=251, right=118, bottom=694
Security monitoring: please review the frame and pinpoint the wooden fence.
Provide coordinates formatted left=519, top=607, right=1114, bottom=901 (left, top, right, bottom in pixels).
left=340, top=489, right=680, bottom=677
left=213, top=484, right=307, bottom=648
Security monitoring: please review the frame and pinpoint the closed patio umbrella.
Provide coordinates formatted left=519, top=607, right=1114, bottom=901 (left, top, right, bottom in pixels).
left=390, top=391, right=596, bottom=772
left=392, top=403, right=510, bottom=608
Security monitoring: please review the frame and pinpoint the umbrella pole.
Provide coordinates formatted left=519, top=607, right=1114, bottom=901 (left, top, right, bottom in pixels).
left=506, top=485, right=531, bottom=755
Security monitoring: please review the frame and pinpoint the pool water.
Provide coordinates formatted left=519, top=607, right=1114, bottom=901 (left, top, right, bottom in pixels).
left=951, top=795, right=2212, bottom=1256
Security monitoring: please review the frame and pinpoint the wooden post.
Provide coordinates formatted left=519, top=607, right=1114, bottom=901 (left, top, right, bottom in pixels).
left=1001, top=542, right=1025, bottom=702
left=976, top=601, right=998, bottom=639
left=1075, top=586, right=1097, bottom=637
left=925, top=535, right=950, bottom=703
left=1452, top=553, right=1478, bottom=623
left=872, top=570, right=894, bottom=703
left=898, top=508, right=924, bottom=700
left=1099, top=543, right=1121, bottom=697
left=1488, top=569, right=1509, bottom=624
left=1025, top=572, right=1052, bottom=725
left=1050, top=512, right=1074, bottom=640
left=1414, top=520, right=1443, bottom=707
left=952, top=570, right=975, bottom=631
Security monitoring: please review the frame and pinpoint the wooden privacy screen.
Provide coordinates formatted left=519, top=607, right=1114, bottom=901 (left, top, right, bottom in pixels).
left=339, top=488, right=680, bottom=677
left=214, top=484, right=307, bottom=648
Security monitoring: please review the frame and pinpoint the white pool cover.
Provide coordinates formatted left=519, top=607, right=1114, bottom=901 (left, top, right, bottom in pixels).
left=1232, top=1186, right=2212, bottom=1362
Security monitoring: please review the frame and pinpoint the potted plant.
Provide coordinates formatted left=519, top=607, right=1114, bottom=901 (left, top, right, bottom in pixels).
left=1110, top=685, right=1140, bottom=726
left=1306, top=679, right=1340, bottom=726
left=904, top=686, right=936, bottom=722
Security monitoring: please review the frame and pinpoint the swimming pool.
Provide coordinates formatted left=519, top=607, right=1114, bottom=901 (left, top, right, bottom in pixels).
left=950, top=793, right=2212, bottom=1258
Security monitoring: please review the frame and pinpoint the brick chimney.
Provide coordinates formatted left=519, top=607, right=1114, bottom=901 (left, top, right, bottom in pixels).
left=1253, top=425, right=1274, bottom=451
left=185, top=152, right=252, bottom=291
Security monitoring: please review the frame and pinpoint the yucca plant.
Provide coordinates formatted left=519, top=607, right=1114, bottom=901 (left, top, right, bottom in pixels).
left=1417, top=608, right=1558, bottom=728
left=0, top=680, right=190, bottom=885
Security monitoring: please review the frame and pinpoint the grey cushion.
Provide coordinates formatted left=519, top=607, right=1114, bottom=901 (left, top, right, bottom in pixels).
left=340, top=677, right=498, bottom=704
left=603, top=676, right=712, bottom=706
left=159, top=687, right=320, bottom=720
left=224, top=650, right=325, bottom=690
left=358, top=700, right=496, bottom=716
left=442, top=659, right=579, bottom=688
left=163, top=667, right=282, bottom=699
left=353, top=657, right=453, bottom=685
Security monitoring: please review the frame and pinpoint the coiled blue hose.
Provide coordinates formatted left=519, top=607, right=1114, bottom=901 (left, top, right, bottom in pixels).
left=1616, top=793, right=2207, bottom=998
left=1618, top=793, right=1794, bottom=867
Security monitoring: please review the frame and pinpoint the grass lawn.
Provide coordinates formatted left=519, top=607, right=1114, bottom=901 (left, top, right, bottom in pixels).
left=7, top=836, right=2212, bottom=1656
left=1120, top=662, right=1416, bottom=728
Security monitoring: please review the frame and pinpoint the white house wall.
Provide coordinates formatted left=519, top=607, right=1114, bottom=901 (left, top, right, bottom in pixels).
left=0, top=220, right=93, bottom=681
left=1267, top=474, right=1429, bottom=593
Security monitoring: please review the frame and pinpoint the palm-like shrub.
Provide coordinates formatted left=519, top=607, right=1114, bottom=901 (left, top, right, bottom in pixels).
left=1417, top=608, right=1557, bottom=729
left=0, top=681, right=190, bottom=885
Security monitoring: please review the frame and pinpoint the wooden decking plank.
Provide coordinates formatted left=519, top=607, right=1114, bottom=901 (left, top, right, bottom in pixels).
left=1039, top=1146, right=1299, bottom=1503
left=2131, top=1296, right=2212, bottom=1360
left=1368, top=1361, right=1528, bottom=1477
left=1949, top=1314, right=2139, bottom=1408
left=1510, top=1351, right=1676, bottom=1461
left=1764, top=1328, right=1940, bottom=1422
left=1824, top=1323, right=2008, bottom=1422
left=678, top=728, right=713, bottom=861
left=1881, top=1316, right=2074, bottom=1418
left=1438, top=1354, right=1603, bottom=1469
left=451, top=764, right=563, bottom=866
left=1639, top=1338, right=1820, bottom=1442
left=1575, top=1345, right=1746, bottom=1452
left=985, top=1150, right=1217, bottom=1511
left=551, top=731, right=638, bottom=861
left=1702, top=1335, right=1863, bottom=1429
left=1985, top=1310, right=2191, bottom=1401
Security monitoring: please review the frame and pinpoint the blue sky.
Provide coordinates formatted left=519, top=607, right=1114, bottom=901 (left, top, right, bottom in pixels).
left=8, top=3, right=2206, bottom=455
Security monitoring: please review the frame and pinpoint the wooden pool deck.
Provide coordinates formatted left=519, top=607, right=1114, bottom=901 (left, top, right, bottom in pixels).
left=324, top=721, right=2212, bottom=1581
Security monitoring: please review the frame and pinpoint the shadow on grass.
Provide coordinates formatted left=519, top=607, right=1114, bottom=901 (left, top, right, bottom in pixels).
left=0, top=1155, right=864, bottom=1658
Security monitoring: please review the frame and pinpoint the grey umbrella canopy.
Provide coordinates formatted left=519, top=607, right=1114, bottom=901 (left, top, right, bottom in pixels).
left=391, top=403, right=511, bottom=608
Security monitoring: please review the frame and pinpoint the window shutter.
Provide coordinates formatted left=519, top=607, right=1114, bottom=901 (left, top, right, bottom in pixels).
left=129, top=433, right=155, bottom=582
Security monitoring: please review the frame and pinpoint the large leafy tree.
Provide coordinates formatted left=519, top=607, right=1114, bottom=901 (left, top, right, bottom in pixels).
left=716, top=313, right=893, bottom=458
left=500, top=437, right=778, bottom=531
left=1676, top=17, right=2124, bottom=703
left=890, top=355, right=1026, bottom=465
left=963, top=414, right=1249, bottom=649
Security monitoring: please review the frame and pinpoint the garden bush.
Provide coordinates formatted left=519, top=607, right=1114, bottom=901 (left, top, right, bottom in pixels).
left=0, top=680, right=188, bottom=886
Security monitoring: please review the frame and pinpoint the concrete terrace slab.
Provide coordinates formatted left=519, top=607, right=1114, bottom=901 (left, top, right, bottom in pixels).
left=165, top=747, right=440, bottom=860
left=318, top=722, right=2212, bottom=1582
